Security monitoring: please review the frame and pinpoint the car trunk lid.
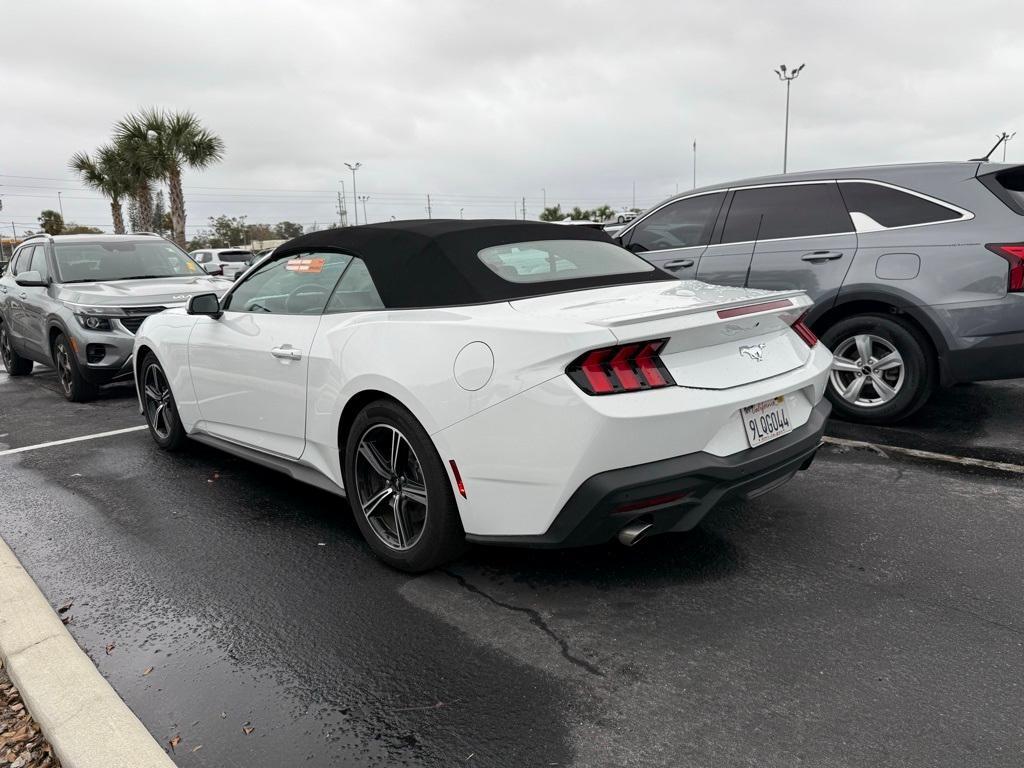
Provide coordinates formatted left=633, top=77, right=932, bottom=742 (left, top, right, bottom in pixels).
left=510, top=280, right=814, bottom=389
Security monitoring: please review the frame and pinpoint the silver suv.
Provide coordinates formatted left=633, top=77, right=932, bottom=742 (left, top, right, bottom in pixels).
left=613, top=162, right=1024, bottom=423
left=0, top=233, right=231, bottom=401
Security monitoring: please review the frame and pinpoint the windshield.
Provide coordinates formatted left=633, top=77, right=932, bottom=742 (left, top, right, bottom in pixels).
left=218, top=251, right=252, bottom=263
left=54, top=241, right=203, bottom=283
left=477, top=239, right=655, bottom=284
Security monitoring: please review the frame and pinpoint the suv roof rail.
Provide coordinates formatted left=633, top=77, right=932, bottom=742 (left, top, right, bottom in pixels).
left=130, top=232, right=164, bottom=237
left=18, top=232, right=51, bottom=243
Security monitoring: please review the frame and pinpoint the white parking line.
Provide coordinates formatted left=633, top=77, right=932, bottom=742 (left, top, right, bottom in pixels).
left=0, top=425, right=148, bottom=457
left=823, top=436, right=1024, bottom=475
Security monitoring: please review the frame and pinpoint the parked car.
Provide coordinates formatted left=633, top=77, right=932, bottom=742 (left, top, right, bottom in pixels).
left=0, top=233, right=231, bottom=401
left=615, top=209, right=638, bottom=224
left=188, top=248, right=255, bottom=280
left=134, top=220, right=831, bottom=571
left=612, top=162, right=1024, bottom=423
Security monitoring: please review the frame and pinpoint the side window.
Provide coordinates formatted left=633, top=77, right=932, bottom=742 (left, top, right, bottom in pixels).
left=325, top=258, right=384, bottom=312
left=722, top=183, right=853, bottom=243
left=11, top=246, right=35, bottom=276
left=839, top=182, right=962, bottom=228
left=628, top=193, right=725, bottom=251
left=29, top=245, right=49, bottom=281
left=223, top=252, right=351, bottom=315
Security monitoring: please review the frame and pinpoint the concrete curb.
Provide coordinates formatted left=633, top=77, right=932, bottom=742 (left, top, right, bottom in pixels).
left=0, top=535, right=175, bottom=768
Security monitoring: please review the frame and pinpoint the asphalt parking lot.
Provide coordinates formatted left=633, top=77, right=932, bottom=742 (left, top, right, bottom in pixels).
left=2, top=367, right=1023, bottom=767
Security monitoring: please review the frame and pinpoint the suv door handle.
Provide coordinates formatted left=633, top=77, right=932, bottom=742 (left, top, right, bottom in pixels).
left=663, top=258, right=695, bottom=270
left=271, top=345, right=302, bottom=360
left=801, top=251, right=844, bottom=262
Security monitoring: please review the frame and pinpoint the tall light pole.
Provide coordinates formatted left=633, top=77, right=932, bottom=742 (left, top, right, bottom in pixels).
left=57, top=191, right=64, bottom=219
left=1002, top=131, right=1016, bottom=162
left=359, top=195, right=370, bottom=223
left=344, top=162, right=362, bottom=225
left=692, top=139, right=697, bottom=189
left=542, top=188, right=546, bottom=209
left=774, top=63, right=805, bottom=173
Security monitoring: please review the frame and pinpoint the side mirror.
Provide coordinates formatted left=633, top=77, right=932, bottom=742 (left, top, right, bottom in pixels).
left=187, top=293, right=222, bottom=318
left=205, top=264, right=223, bottom=276
left=14, top=270, right=46, bottom=287
left=627, top=243, right=648, bottom=254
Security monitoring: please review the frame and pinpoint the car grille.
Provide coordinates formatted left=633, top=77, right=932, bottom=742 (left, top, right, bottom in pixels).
left=118, top=306, right=166, bottom=335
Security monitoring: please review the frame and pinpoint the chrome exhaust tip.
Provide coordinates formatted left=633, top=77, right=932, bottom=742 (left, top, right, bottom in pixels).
left=618, top=521, right=655, bottom=547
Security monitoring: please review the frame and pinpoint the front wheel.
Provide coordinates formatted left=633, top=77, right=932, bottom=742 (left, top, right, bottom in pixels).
left=52, top=332, right=97, bottom=402
left=343, top=400, right=465, bottom=572
left=0, top=319, right=33, bottom=375
left=140, top=354, right=186, bottom=450
left=821, top=313, right=936, bottom=424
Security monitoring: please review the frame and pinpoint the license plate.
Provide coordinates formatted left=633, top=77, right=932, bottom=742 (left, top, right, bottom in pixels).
left=742, top=395, right=793, bottom=447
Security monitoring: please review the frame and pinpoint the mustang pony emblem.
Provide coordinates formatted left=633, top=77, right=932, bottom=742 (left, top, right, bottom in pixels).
left=739, top=343, right=767, bottom=362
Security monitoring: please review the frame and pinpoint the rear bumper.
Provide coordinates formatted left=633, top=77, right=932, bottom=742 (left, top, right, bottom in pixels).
left=466, top=397, right=830, bottom=548
left=942, top=330, right=1024, bottom=384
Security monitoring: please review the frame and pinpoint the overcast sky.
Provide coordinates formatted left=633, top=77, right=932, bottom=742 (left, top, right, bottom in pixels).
left=2, top=0, right=1022, bottom=236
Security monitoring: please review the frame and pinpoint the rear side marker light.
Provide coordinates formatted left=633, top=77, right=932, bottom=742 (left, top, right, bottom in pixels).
left=986, top=243, right=1024, bottom=292
left=448, top=459, right=467, bottom=498
left=616, top=491, right=689, bottom=513
left=790, top=312, right=819, bottom=348
left=717, top=298, right=793, bottom=319
left=567, top=338, right=676, bottom=395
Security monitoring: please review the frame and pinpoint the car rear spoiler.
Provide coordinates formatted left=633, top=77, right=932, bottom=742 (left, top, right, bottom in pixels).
left=976, top=164, right=1024, bottom=216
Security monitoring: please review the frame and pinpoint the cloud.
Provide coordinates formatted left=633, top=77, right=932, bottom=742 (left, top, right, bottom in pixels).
left=1, top=0, right=1022, bottom=231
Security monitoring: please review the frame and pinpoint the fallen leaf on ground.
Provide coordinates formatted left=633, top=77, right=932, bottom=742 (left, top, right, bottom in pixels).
left=169, top=734, right=180, bottom=752
left=104, top=643, right=115, bottom=655
left=142, top=667, right=154, bottom=676
left=242, top=726, right=254, bottom=735
left=61, top=615, right=72, bottom=625
left=192, top=745, right=203, bottom=752
left=57, top=600, right=73, bottom=614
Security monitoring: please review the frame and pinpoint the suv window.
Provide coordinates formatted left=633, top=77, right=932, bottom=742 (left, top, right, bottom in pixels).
left=840, top=182, right=963, bottom=227
left=29, top=245, right=49, bottom=281
left=325, top=258, right=384, bottom=313
left=628, top=192, right=725, bottom=251
left=11, top=246, right=34, bottom=275
left=217, top=250, right=252, bottom=263
left=722, top=183, right=853, bottom=243
left=224, top=251, right=351, bottom=315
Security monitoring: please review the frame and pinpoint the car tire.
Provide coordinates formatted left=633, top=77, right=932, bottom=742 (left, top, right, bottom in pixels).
left=343, top=399, right=466, bottom=572
left=139, top=353, right=187, bottom=450
left=820, top=313, right=936, bottom=424
left=0, top=319, right=33, bottom=376
left=617, top=215, right=625, bottom=223
left=52, top=332, right=97, bottom=402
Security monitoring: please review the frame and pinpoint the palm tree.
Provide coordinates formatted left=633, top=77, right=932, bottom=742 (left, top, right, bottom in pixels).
left=69, top=144, right=133, bottom=234
left=115, top=108, right=224, bottom=247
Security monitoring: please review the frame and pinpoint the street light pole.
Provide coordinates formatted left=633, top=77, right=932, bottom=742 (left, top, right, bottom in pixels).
left=1002, top=131, right=1016, bottom=162
left=57, top=191, right=64, bottom=219
left=542, top=188, right=546, bottom=208
left=774, top=63, right=805, bottom=174
left=344, top=162, right=362, bottom=225
left=359, top=195, right=370, bottom=223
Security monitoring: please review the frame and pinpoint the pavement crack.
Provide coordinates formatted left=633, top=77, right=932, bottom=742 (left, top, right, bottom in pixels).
left=443, top=570, right=604, bottom=677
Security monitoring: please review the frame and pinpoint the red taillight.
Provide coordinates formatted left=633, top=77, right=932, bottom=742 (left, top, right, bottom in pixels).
left=567, top=338, right=675, bottom=395
left=790, top=312, right=819, bottom=348
left=986, top=243, right=1024, bottom=292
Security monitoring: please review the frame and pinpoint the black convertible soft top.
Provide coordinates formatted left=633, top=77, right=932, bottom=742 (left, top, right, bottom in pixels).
left=274, top=219, right=668, bottom=308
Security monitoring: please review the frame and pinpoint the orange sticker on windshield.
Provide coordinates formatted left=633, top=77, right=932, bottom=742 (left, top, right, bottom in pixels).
left=286, top=257, right=325, bottom=273
left=186, top=261, right=198, bottom=272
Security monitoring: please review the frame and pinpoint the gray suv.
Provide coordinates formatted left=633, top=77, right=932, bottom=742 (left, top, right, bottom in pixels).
left=613, top=162, right=1024, bottom=423
left=0, top=233, right=231, bottom=401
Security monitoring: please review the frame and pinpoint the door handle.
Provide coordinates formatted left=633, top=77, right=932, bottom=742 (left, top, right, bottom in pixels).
left=663, top=259, right=695, bottom=270
left=18, top=291, right=27, bottom=299
left=271, top=345, right=302, bottom=360
left=801, top=251, right=843, bottom=262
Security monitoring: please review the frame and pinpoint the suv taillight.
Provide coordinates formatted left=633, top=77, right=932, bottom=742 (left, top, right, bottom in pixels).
left=790, top=312, right=819, bottom=348
left=986, top=243, right=1024, bottom=292
left=567, top=338, right=676, bottom=395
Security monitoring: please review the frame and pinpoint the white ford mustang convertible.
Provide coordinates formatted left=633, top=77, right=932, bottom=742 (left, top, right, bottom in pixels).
left=134, top=220, right=831, bottom=571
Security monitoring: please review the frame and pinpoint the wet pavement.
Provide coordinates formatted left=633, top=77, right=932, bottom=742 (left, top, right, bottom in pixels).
left=1, top=367, right=1023, bottom=767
